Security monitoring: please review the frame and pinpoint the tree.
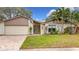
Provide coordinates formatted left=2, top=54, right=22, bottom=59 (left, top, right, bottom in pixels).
left=0, top=7, right=32, bottom=20
left=16, top=7, right=32, bottom=18
left=46, top=7, right=72, bottom=23
left=46, top=9, right=59, bottom=21
left=72, top=11, right=79, bottom=22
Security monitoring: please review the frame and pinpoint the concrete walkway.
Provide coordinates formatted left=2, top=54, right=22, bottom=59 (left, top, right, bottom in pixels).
left=0, top=35, right=26, bottom=51
left=21, top=48, right=79, bottom=51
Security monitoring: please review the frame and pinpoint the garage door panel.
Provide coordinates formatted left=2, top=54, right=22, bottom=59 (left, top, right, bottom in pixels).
left=5, top=26, right=29, bottom=35
left=0, top=22, right=4, bottom=34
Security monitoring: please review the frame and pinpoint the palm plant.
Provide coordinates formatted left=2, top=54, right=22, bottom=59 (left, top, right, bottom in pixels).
left=58, top=7, right=71, bottom=22
left=73, top=11, right=79, bottom=22
left=47, top=7, right=72, bottom=23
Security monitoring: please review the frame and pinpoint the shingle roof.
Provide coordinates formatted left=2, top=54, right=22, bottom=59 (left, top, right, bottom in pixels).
left=4, top=16, right=29, bottom=26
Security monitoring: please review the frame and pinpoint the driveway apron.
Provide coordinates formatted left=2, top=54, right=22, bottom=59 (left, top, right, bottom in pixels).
left=0, top=35, right=26, bottom=51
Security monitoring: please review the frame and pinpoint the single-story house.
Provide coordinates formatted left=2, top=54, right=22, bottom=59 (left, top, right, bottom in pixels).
left=0, top=16, right=78, bottom=35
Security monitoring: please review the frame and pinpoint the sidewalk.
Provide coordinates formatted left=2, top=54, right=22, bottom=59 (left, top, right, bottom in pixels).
left=20, top=48, right=79, bottom=51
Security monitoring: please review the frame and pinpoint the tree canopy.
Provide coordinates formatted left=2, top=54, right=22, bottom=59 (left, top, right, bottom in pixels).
left=0, top=7, right=32, bottom=21
left=46, top=7, right=79, bottom=23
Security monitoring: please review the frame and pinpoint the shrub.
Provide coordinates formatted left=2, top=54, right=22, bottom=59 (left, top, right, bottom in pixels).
left=64, top=27, right=73, bottom=34
left=29, top=27, right=32, bottom=34
left=50, top=28, right=58, bottom=34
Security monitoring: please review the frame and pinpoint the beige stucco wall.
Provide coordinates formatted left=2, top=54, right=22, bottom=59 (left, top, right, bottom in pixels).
left=63, top=24, right=75, bottom=28
left=43, top=21, right=75, bottom=34
left=40, top=24, right=45, bottom=35
left=77, top=24, right=79, bottom=27
left=5, top=26, right=29, bottom=35
left=28, top=19, right=33, bottom=34
left=0, top=22, right=4, bottom=35
left=44, top=22, right=64, bottom=33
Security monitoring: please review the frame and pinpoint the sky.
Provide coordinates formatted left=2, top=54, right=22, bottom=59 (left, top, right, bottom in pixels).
left=25, top=7, right=58, bottom=22
left=25, top=7, right=79, bottom=22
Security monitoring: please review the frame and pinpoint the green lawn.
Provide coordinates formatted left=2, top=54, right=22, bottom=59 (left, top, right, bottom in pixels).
left=20, top=34, right=79, bottom=49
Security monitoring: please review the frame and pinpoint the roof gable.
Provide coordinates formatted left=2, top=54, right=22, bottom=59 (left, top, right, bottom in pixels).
left=4, top=16, right=29, bottom=26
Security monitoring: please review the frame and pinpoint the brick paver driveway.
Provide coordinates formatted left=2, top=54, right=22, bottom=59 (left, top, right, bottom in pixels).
left=0, top=35, right=26, bottom=51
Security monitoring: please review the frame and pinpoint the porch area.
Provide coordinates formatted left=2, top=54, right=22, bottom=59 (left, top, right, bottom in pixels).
left=32, top=20, right=41, bottom=34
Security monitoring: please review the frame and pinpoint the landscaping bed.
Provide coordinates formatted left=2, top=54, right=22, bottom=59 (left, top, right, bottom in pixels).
left=20, top=34, right=79, bottom=49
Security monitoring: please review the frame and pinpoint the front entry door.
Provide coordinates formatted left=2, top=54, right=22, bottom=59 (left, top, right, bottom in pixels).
left=34, top=25, right=40, bottom=34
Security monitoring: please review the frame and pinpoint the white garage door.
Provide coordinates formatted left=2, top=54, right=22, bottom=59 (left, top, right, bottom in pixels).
left=5, top=26, right=29, bottom=35
left=0, top=22, right=4, bottom=35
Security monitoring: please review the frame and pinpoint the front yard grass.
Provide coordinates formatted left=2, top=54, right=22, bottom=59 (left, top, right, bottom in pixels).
left=20, top=34, right=79, bottom=49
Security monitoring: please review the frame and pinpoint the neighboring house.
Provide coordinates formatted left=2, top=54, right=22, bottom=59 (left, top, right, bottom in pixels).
left=0, top=16, right=78, bottom=35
